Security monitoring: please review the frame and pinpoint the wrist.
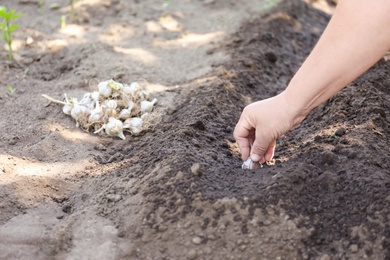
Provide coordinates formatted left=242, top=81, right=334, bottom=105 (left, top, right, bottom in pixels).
left=277, top=90, right=309, bottom=127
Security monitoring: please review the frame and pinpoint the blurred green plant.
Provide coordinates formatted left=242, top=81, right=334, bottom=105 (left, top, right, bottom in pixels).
left=162, top=0, right=172, bottom=8
left=259, top=0, right=282, bottom=11
left=8, top=85, right=15, bottom=94
left=50, top=3, right=60, bottom=10
left=60, top=0, right=78, bottom=28
left=60, top=14, right=67, bottom=29
left=0, top=6, right=23, bottom=60
left=38, top=0, right=45, bottom=12
left=69, top=0, right=78, bottom=21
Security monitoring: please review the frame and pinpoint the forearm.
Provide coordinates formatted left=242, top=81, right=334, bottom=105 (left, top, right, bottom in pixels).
left=282, top=0, right=390, bottom=125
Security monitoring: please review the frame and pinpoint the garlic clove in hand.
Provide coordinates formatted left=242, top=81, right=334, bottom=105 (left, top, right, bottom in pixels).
left=140, top=98, right=157, bottom=113
left=241, top=158, right=263, bottom=170
left=105, top=117, right=125, bottom=140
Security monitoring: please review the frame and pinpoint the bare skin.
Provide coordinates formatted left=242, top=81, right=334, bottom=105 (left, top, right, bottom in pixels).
left=234, top=0, right=390, bottom=163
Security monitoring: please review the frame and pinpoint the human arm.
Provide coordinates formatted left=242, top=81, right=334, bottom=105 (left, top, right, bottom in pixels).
left=234, top=0, right=390, bottom=163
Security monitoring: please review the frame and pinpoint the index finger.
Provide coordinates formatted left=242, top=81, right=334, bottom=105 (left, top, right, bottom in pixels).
left=234, top=119, right=254, bottom=160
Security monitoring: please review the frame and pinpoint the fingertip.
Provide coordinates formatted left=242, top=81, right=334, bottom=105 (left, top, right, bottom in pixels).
left=260, top=156, right=266, bottom=164
left=264, top=148, right=274, bottom=162
left=250, top=154, right=261, bottom=162
left=264, top=140, right=276, bottom=161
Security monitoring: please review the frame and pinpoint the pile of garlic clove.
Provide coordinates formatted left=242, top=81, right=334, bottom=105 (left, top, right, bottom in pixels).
left=42, top=79, right=159, bottom=140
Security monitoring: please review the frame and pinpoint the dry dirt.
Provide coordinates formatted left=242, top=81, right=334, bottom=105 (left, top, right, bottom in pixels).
left=1, top=0, right=390, bottom=259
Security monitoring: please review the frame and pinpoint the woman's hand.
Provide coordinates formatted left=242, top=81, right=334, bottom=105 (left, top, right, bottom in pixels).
left=234, top=93, right=301, bottom=163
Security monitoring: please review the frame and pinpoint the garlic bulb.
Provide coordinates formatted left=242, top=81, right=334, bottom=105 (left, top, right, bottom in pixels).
left=104, top=99, right=117, bottom=110
left=130, top=82, right=140, bottom=91
left=242, top=158, right=263, bottom=170
left=98, top=81, right=112, bottom=97
left=108, top=80, right=124, bottom=91
left=62, top=93, right=73, bottom=115
left=123, top=117, right=143, bottom=135
left=137, top=90, right=149, bottom=100
left=63, top=104, right=72, bottom=115
left=123, top=82, right=140, bottom=96
left=105, top=117, right=125, bottom=140
left=102, top=99, right=118, bottom=118
left=118, top=109, right=131, bottom=120
left=80, top=92, right=91, bottom=102
left=88, top=99, right=103, bottom=123
left=122, top=86, right=132, bottom=96
left=141, top=112, right=149, bottom=119
left=91, top=91, right=100, bottom=102
left=71, top=98, right=89, bottom=127
left=130, top=82, right=140, bottom=88
left=80, top=93, right=95, bottom=109
left=128, top=101, right=135, bottom=111
left=140, top=98, right=157, bottom=113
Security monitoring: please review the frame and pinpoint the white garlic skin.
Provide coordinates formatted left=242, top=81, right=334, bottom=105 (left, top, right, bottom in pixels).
left=128, top=101, right=135, bottom=111
left=118, top=109, right=131, bottom=120
left=104, top=99, right=117, bottom=110
left=89, top=112, right=103, bottom=123
left=88, top=100, right=103, bottom=123
left=63, top=104, right=73, bottom=115
left=140, top=98, right=157, bottom=113
left=80, top=94, right=95, bottom=109
left=241, top=158, right=262, bottom=170
left=91, top=91, right=100, bottom=101
left=124, top=117, right=143, bottom=128
left=130, top=82, right=141, bottom=91
left=71, top=98, right=90, bottom=127
left=130, top=127, right=142, bottom=135
left=138, top=90, right=149, bottom=100
left=123, top=82, right=141, bottom=96
left=141, top=112, right=149, bottom=120
left=62, top=93, right=73, bottom=115
left=122, top=86, right=132, bottom=96
left=105, top=117, right=125, bottom=140
left=123, top=117, right=143, bottom=135
left=98, top=81, right=112, bottom=97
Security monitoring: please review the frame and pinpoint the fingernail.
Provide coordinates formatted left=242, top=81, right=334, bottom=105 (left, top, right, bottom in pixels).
left=250, top=154, right=261, bottom=162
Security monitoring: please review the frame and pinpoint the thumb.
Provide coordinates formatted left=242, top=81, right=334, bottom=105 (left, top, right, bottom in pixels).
left=250, top=133, right=274, bottom=163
